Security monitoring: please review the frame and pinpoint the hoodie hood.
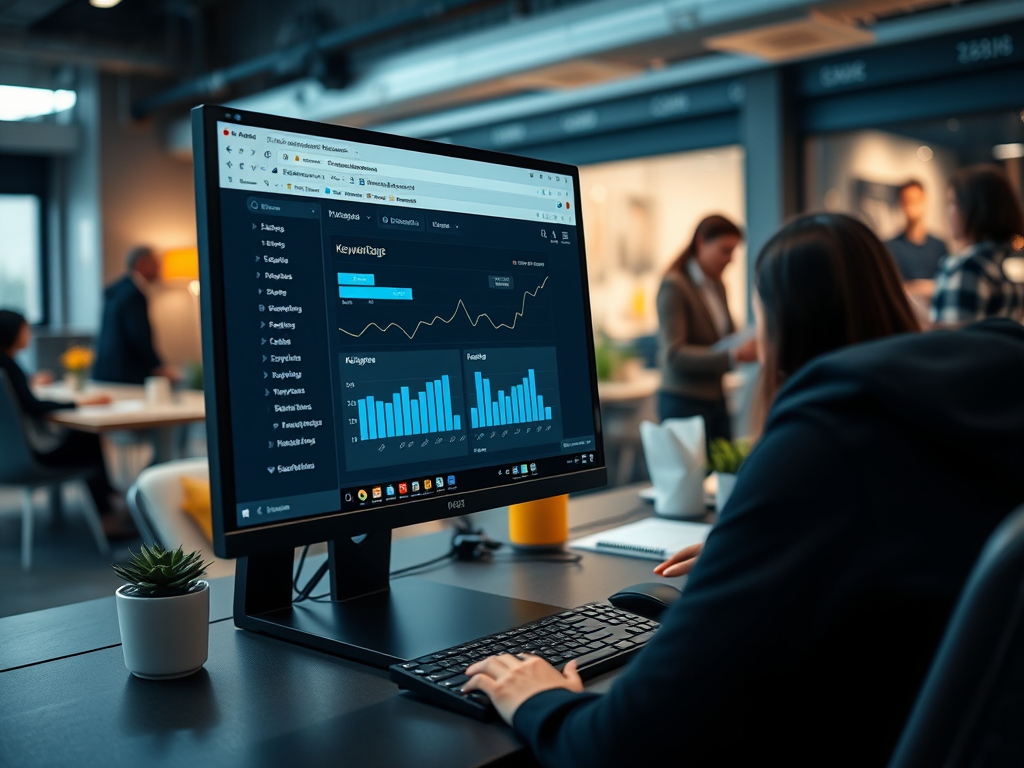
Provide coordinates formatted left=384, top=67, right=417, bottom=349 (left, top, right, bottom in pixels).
left=768, top=319, right=1024, bottom=486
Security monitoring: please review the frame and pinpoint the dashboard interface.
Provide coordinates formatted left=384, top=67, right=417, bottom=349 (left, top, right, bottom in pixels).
left=210, top=118, right=600, bottom=529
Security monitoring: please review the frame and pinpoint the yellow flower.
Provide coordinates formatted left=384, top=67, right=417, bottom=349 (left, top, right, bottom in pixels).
left=61, top=346, right=94, bottom=373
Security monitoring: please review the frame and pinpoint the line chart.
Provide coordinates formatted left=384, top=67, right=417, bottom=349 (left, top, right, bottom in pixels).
left=338, top=276, right=550, bottom=340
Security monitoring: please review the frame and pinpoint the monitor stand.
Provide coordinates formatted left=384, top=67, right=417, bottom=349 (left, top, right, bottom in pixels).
left=234, top=530, right=563, bottom=669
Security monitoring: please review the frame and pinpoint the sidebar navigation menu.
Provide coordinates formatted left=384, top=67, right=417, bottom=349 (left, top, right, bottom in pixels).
left=225, top=196, right=340, bottom=525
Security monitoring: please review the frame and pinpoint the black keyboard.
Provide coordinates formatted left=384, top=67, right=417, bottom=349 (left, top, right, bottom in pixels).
left=390, top=602, right=659, bottom=720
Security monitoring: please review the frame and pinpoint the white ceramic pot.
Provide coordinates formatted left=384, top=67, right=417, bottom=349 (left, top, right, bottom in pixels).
left=115, top=581, right=210, bottom=680
left=715, top=472, right=738, bottom=514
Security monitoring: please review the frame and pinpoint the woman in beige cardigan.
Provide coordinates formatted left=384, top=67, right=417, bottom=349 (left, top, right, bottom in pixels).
left=656, top=214, right=756, bottom=443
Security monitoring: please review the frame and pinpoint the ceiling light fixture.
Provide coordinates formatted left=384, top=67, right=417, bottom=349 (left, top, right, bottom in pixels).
left=89, top=0, right=123, bottom=8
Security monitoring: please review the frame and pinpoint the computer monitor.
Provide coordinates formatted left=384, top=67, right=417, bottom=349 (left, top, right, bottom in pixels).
left=192, top=104, right=606, bottom=666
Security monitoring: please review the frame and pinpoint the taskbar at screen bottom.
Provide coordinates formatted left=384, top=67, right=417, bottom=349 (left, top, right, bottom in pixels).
left=233, top=446, right=600, bottom=529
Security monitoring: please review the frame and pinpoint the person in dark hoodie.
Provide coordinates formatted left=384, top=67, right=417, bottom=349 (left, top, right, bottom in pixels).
left=93, top=245, right=177, bottom=385
left=461, top=213, right=1024, bottom=766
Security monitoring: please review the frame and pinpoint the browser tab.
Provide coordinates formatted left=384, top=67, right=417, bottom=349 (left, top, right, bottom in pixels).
left=377, top=211, right=424, bottom=232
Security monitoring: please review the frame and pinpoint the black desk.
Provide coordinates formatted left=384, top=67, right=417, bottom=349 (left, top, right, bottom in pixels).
left=0, top=486, right=683, bottom=768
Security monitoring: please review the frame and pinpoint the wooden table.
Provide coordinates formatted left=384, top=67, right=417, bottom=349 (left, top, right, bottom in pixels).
left=36, top=381, right=206, bottom=464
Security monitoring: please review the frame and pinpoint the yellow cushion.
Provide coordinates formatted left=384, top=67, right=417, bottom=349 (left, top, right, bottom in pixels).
left=179, top=476, right=213, bottom=543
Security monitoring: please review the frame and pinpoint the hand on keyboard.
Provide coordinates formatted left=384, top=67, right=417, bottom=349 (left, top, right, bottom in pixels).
left=463, top=653, right=585, bottom=724
left=390, top=603, right=659, bottom=721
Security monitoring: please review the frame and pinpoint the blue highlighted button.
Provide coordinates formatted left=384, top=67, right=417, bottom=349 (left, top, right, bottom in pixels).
left=338, top=273, right=375, bottom=286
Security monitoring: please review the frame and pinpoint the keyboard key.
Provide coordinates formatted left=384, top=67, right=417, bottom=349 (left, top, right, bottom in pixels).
left=584, top=630, right=613, bottom=642
left=586, top=641, right=608, bottom=651
left=614, top=640, right=635, bottom=650
left=440, top=674, right=470, bottom=688
left=427, top=671, right=456, bottom=682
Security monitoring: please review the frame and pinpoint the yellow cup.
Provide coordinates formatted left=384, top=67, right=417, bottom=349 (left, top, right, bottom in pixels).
left=509, top=494, right=569, bottom=551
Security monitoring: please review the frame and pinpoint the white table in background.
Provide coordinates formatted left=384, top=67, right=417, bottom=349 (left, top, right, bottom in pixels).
left=35, top=381, right=206, bottom=464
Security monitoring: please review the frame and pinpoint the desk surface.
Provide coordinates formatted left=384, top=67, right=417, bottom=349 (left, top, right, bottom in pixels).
left=36, top=383, right=206, bottom=432
left=0, top=485, right=680, bottom=768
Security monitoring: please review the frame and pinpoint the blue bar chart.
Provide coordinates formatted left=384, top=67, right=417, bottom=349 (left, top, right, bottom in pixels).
left=354, top=376, right=461, bottom=440
left=463, top=347, right=563, bottom=451
left=470, top=369, right=552, bottom=428
left=340, top=349, right=468, bottom=472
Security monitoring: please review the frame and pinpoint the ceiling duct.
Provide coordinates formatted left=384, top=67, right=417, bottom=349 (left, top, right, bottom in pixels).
left=502, top=58, right=642, bottom=90
left=704, top=10, right=874, bottom=61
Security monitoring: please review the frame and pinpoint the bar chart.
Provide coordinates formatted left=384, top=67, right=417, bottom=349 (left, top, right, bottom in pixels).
left=340, top=349, right=469, bottom=472
left=463, top=347, right=563, bottom=451
left=355, top=375, right=462, bottom=441
left=470, top=369, right=552, bottom=428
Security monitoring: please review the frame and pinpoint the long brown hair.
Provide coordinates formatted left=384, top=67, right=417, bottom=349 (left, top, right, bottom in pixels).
left=667, top=214, right=743, bottom=275
left=948, top=164, right=1024, bottom=246
left=752, top=213, right=920, bottom=432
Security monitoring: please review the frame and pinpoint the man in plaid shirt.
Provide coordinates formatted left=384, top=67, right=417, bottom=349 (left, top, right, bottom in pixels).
left=931, top=242, right=1024, bottom=325
left=930, top=165, right=1024, bottom=326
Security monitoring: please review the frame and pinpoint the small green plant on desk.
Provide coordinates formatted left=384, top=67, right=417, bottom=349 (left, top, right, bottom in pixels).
left=113, top=544, right=212, bottom=679
left=708, top=438, right=750, bottom=513
left=708, top=438, right=750, bottom=475
left=113, top=543, right=209, bottom=597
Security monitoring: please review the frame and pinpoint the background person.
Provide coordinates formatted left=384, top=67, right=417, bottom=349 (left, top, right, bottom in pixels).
left=885, top=179, right=948, bottom=304
left=0, top=310, right=135, bottom=538
left=931, top=164, right=1024, bottom=326
left=93, top=245, right=177, bottom=385
left=655, top=214, right=757, bottom=444
left=654, top=212, right=920, bottom=577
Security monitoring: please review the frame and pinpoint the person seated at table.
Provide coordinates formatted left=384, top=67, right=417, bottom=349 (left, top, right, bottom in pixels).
left=931, top=164, right=1024, bottom=326
left=0, top=310, right=136, bottom=539
left=93, top=245, right=177, bottom=385
left=461, top=214, right=1024, bottom=766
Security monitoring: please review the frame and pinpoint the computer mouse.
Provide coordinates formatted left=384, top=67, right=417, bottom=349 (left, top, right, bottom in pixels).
left=608, top=582, right=683, bottom=621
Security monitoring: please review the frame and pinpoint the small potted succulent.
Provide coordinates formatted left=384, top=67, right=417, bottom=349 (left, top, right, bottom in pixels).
left=708, top=438, right=751, bottom=514
left=113, top=544, right=211, bottom=680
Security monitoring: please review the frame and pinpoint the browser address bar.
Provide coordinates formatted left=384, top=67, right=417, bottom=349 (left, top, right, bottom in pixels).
left=276, top=149, right=559, bottom=199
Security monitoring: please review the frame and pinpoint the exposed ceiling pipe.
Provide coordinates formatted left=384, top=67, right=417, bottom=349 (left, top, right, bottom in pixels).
left=198, top=0, right=825, bottom=128
left=0, top=34, right=174, bottom=75
left=130, top=0, right=492, bottom=119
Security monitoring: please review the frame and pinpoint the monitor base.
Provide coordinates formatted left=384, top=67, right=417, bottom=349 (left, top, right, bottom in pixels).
left=234, top=532, right=562, bottom=668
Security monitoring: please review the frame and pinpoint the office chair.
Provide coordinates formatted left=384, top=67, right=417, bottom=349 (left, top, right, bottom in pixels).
left=889, top=504, right=1024, bottom=768
left=126, top=458, right=233, bottom=579
left=0, top=371, right=109, bottom=570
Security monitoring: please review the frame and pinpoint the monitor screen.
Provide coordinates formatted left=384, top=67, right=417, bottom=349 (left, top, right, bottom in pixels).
left=194, top=106, right=605, bottom=557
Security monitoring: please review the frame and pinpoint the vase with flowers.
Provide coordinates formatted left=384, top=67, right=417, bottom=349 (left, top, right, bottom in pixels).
left=60, top=346, right=94, bottom=392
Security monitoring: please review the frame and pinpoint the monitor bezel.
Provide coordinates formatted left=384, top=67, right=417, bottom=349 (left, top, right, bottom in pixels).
left=193, top=104, right=606, bottom=559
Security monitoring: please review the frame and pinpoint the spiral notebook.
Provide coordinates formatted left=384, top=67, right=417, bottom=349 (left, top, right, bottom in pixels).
left=569, top=518, right=712, bottom=561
